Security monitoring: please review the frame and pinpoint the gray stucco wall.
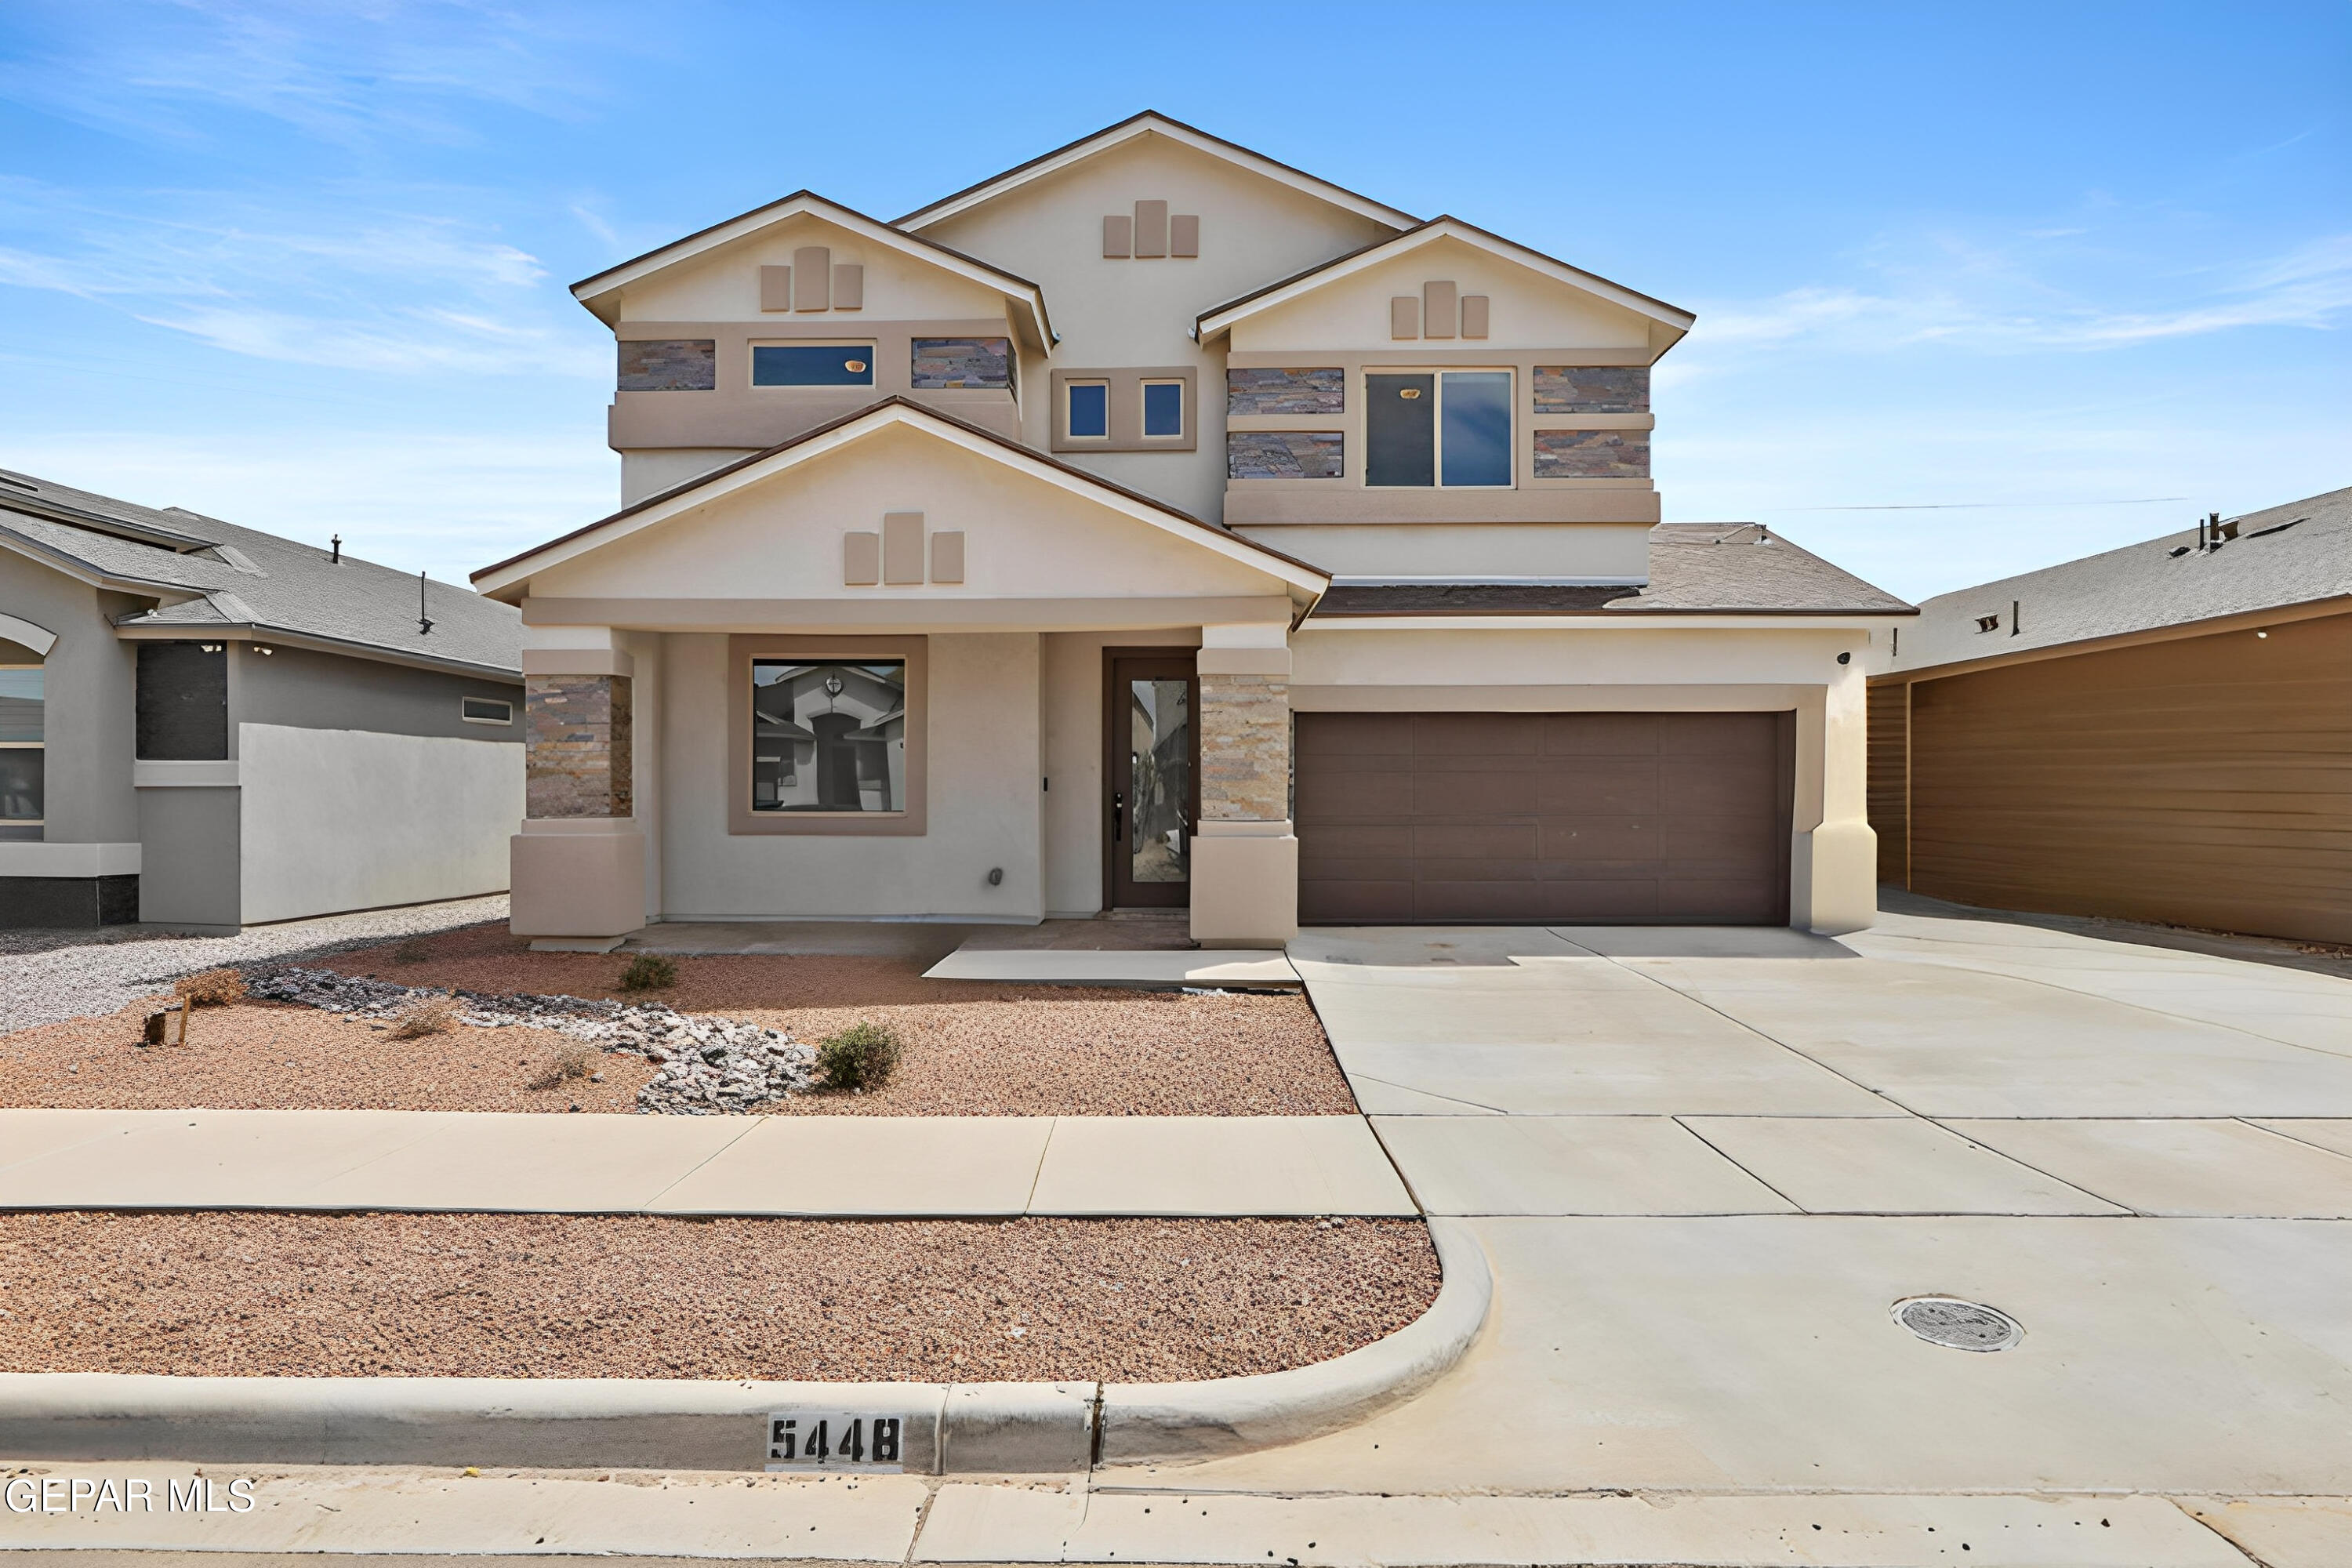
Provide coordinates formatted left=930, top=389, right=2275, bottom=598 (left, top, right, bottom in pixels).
left=136, top=783, right=241, bottom=928
left=230, top=643, right=523, bottom=745
left=0, top=550, right=140, bottom=844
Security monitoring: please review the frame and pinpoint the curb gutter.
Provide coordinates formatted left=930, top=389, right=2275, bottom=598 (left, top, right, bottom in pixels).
left=0, top=1221, right=1490, bottom=1475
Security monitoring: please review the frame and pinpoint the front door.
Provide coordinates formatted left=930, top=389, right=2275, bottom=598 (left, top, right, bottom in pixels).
left=1105, top=654, right=1197, bottom=909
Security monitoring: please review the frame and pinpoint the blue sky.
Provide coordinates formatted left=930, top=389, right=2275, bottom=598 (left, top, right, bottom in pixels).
left=0, top=1, right=2343, bottom=601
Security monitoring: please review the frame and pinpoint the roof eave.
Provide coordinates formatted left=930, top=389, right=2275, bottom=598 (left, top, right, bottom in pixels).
left=111, top=618, right=521, bottom=681
left=568, top=192, right=1058, bottom=350
left=0, top=525, right=215, bottom=604
left=1196, top=216, right=1695, bottom=343
left=893, top=111, right=1420, bottom=233
left=470, top=396, right=1330, bottom=597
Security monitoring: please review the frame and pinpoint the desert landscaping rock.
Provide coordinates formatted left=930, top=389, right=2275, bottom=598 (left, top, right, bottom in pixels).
left=2, top=925, right=1357, bottom=1118
left=0, top=1211, right=1441, bottom=1384
left=249, top=967, right=818, bottom=1114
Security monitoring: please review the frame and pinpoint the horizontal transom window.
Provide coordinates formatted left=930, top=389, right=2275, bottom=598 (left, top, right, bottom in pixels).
left=752, top=344, right=874, bottom=387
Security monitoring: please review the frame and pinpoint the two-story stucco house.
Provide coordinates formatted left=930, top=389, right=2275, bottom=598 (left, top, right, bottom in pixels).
left=473, top=114, right=1913, bottom=949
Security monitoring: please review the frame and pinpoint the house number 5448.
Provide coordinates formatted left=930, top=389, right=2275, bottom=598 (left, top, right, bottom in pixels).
left=766, top=1413, right=905, bottom=1472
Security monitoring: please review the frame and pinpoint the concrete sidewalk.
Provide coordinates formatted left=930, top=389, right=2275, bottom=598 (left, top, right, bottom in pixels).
left=0, top=1461, right=2338, bottom=1566
left=0, top=1109, right=1413, bottom=1218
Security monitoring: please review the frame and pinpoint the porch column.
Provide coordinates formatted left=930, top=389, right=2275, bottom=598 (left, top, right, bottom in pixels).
left=1191, top=624, right=1298, bottom=947
left=510, top=626, right=647, bottom=949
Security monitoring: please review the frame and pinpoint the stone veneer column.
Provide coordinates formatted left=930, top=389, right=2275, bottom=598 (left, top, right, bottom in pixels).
left=1190, top=630, right=1298, bottom=947
left=526, top=673, right=633, bottom=818
left=511, top=636, right=648, bottom=947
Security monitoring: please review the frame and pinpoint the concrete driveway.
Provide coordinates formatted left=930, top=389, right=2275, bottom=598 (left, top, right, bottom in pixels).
left=1102, top=910, right=2352, bottom=1503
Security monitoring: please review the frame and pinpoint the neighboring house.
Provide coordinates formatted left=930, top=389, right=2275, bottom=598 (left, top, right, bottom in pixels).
left=472, top=112, right=1913, bottom=948
left=0, top=468, right=526, bottom=931
left=1867, top=487, right=2352, bottom=944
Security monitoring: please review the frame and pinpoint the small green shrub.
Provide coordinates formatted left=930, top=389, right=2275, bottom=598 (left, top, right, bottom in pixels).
left=618, top=953, right=677, bottom=993
left=816, top=1021, right=901, bottom=1093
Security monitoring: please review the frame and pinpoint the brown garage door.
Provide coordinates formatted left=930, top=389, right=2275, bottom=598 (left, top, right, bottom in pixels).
left=1295, top=711, right=1794, bottom=924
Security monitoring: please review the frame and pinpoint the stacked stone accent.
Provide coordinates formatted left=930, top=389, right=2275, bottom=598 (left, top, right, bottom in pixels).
left=910, top=337, right=1014, bottom=390
left=617, top=339, right=716, bottom=392
left=1533, top=429, right=1651, bottom=479
left=1534, top=365, right=1648, bottom=413
left=1226, top=367, right=1345, bottom=415
left=1199, top=673, right=1290, bottom=821
left=526, top=674, right=633, bottom=818
left=1227, top=430, right=1344, bottom=480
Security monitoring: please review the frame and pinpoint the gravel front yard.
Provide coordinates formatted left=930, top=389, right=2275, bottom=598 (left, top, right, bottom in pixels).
left=0, top=897, right=508, bottom=1036
left=0, top=1212, right=1438, bottom=1383
left=0, top=924, right=1354, bottom=1116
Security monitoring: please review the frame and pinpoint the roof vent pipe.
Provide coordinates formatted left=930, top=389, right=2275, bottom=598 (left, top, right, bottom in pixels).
left=329, top=534, right=341, bottom=564
left=417, top=571, right=434, bottom=637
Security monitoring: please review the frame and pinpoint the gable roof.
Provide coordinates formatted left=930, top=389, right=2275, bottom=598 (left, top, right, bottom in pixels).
left=568, top=191, right=1054, bottom=347
left=0, top=466, right=520, bottom=678
left=1196, top=216, right=1694, bottom=347
left=1309, top=524, right=1912, bottom=619
left=893, top=111, right=1419, bottom=234
left=1879, top=485, right=2352, bottom=676
left=468, top=396, right=1331, bottom=600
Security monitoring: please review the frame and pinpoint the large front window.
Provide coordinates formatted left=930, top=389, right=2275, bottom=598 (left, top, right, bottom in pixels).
left=750, top=660, right=906, bottom=813
left=0, top=663, right=42, bottom=840
left=1365, top=369, right=1512, bottom=488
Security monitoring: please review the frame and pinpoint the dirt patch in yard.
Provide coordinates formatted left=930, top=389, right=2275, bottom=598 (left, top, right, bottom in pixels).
left=0, top=1211, right=1438, bottom=1383
left=0, top=999, right=656, bottom=1112
left=1, top=924, right=1353, bottom=1116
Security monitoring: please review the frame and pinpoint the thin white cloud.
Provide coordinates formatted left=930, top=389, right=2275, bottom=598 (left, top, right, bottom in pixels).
left=0, top=179, right=596, bottom=376
left=1693, top=229, right=2352, bottom=357
left=0, top=0, right=607, bottom=151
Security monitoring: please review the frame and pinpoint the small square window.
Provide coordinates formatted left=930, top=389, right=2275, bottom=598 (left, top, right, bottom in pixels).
left=462, top=697, right=514, bottom=724
left=1067, top=381, right=1109, bottom=439
left=752, top=344, right=874, bottom=387
left=1142, top=380, right=1184, bottom=438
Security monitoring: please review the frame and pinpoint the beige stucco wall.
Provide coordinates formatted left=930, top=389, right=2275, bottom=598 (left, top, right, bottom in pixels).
left=1225, top=236, right=1657, bottom=355
left=1291, top=623, right=1876, bottom=932
left=614, top=212, right=1012, bottom=325
left=917, top=132, right=1399, bottom=524
left=527, top=423, right=1289, bottom=608
left=658, top=630, right=1044, bottom=921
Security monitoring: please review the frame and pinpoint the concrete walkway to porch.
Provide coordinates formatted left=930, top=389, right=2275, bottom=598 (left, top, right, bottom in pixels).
left=0, top=1109, right=1411, bottom=1218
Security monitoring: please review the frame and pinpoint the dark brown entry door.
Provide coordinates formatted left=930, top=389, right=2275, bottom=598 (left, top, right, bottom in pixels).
left=1294, top=711, right=1794, bottom=924
left=1105, top=655, right=1198, bottom=909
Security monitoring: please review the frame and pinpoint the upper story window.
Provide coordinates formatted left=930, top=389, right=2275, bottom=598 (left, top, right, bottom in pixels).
left=1142, top=379, right=1184, bottom=439
left=0, top=662, right=42, bottom=841
left=1066, top=381, right=1109, bottom=440
left=752, top=343, right=873, bottom=387
left=1365, top=370, right=1513, bottom=488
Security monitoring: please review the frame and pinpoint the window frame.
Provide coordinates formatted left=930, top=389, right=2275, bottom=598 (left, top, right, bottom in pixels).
left=460, top=696, right=514, bottom=726
left=0, top=661, right=42, bottom=840
left=727, top=634, right=927, bottom=837
left=1363, top=366, right=1517, bottom=490
left=749, top=340, right=877, bottom=390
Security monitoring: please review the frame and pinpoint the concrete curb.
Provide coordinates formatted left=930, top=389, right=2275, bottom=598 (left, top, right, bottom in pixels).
left=1097, top=1216, right=1491, bottom=1465
left=0, top=1224, right=1488, bottom=1475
